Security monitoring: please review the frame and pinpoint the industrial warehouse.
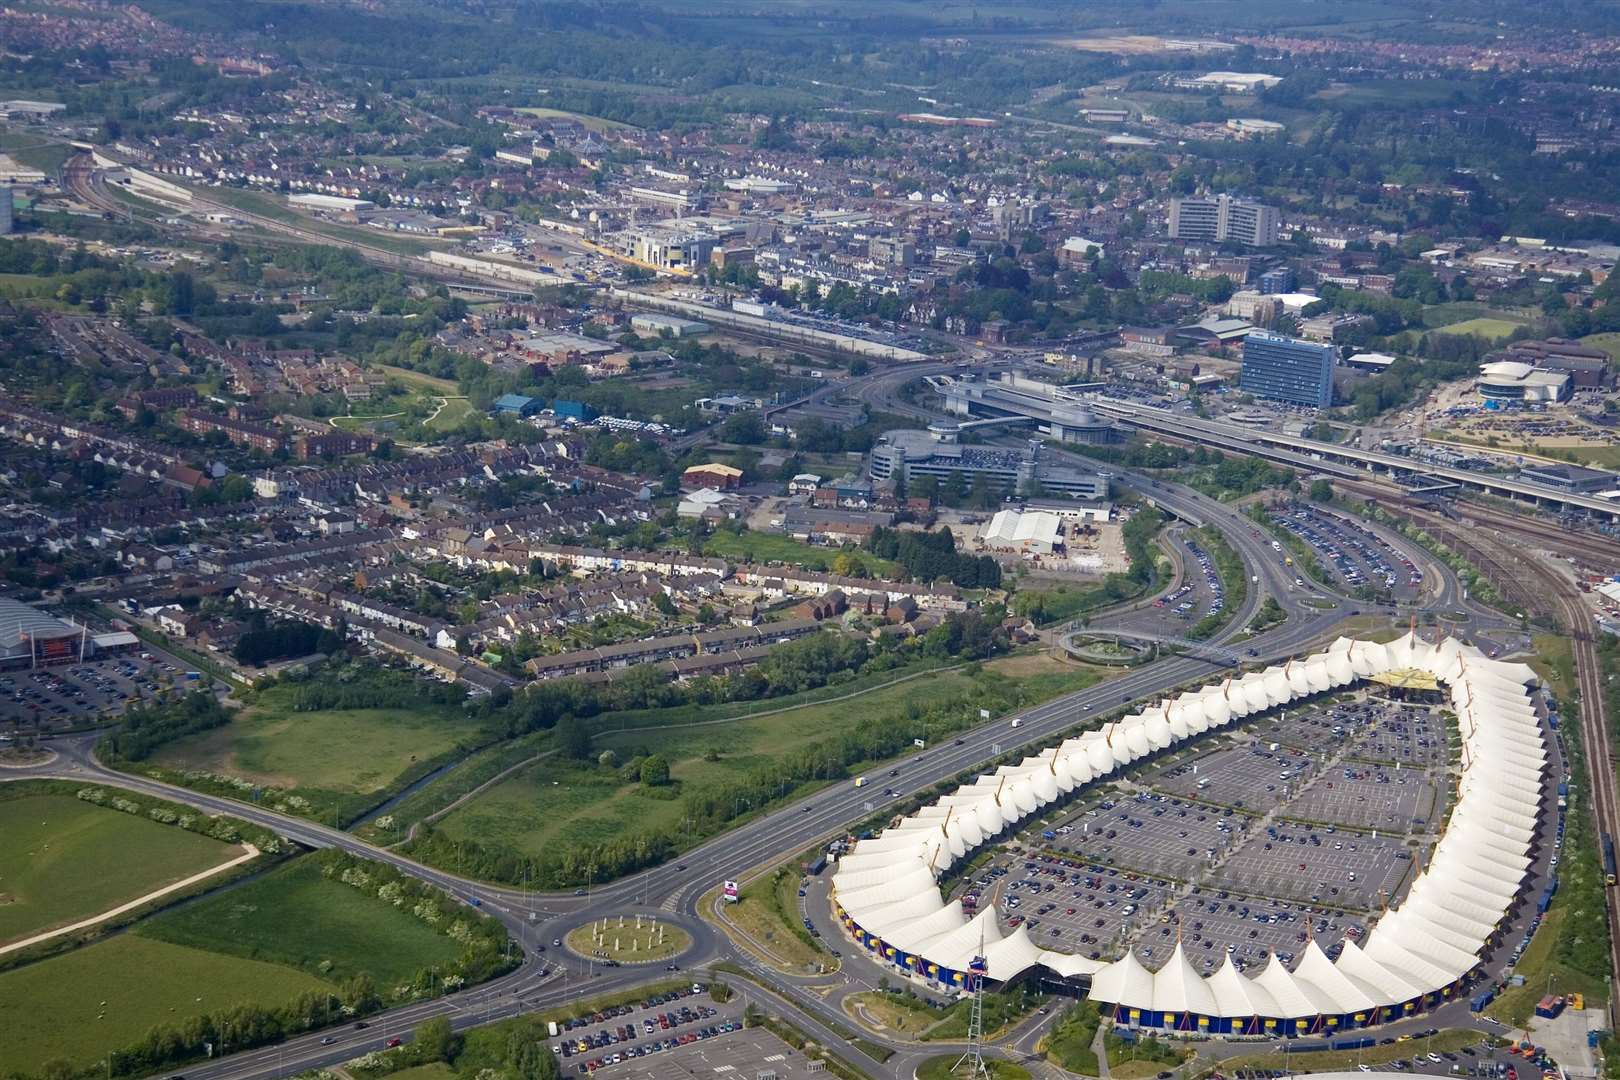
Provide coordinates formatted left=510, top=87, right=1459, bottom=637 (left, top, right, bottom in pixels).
left=830, top=632, right=1549, bottom=1036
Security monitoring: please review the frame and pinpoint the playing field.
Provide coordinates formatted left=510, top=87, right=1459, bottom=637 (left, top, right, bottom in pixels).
left=137, top=856, right=463, bottom=986
left=0, top=934, right=328, bottom=1073
left=0, top=794, right=237, bottom=946
left=149, top=686, right=486, bottom=799
left=513, top=106, right=635, bottom=132
left=1433, top=317, right=1524, bottom=341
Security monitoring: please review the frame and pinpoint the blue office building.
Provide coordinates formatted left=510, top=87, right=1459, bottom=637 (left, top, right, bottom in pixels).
left=1240, top=332, right=1334, bottom=408
left=1258, top=266, right=1296, bottom=293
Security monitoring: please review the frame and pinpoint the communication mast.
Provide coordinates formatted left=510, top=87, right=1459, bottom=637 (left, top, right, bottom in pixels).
left=951, top=934, right=991, bottom=1079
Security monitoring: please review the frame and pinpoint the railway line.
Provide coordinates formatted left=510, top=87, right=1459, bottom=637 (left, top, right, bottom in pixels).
left=64, top=155, right=543, bottom=293
left=1339, top=485, right=1620, bottom=1029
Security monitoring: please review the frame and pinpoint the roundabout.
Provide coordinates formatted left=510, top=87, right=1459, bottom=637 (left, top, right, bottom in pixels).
left=1066, top=635, right=1157, bottom=666
left=565, top=914, right=692, bottom=965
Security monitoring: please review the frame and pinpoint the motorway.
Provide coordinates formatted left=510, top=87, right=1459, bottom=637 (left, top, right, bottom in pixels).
left=0, top=369, right=1541, bottom=1078
left=4, top=481, right=1428, bottom=1080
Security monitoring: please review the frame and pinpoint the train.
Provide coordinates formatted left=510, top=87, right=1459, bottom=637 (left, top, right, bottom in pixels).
left=1603, top=831, right=1616, bottom=887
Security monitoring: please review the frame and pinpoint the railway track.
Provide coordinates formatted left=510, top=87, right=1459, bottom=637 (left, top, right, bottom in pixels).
left=1336, top=478, right=1620, bottom=572
left=1344, top=487, right=1620, bottom=1027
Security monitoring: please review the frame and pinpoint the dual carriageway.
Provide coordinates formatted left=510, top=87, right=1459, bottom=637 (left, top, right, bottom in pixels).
left=34, top=151, right=1620, bottom=1071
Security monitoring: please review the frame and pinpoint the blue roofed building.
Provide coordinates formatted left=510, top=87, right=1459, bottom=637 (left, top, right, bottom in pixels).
left=492, top=393, right=542, bottom=417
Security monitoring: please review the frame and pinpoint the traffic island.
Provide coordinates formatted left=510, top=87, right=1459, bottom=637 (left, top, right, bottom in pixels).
left=0, top=746, right=55, bottom=768
left=1068, top=635, right=1155, bottom=666
left=564, top=915, right=691, bottom=965
left=915, top=1055, right=1030, bottom=1080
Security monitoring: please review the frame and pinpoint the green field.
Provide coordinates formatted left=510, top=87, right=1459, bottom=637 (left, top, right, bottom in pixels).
left=137, top=857, right=462, bottom=986
left=147, top=684, right=488, bottom=818
left=425, top=396, right=475, bottom=432
left=702, top=531, right=899, bottom=577
left=0, top=794, right=237, bottom=946
left=430, top=653, right=1103, bottom=860
left=1581, top=333, right=1620, bottom=362
left=0, top=934, right=328, bottom=1073
left=376, top=364, right=461, bottom=395
left=1433, top=317, right=1525, bottom=342
left=385, top=1065, right=456, bottom=1080
left=513, top=106, right=637, bottom=132
left=1315, top=78, right=1479, bottom=107
left=0, top=271, right=73, bottom=307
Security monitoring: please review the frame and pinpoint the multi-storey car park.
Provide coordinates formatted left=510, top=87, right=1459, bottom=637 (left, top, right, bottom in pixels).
left=829, top=632, right=1549, bottom=1037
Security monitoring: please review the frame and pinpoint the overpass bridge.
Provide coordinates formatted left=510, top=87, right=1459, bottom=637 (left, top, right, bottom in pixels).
left=1088, top=398, right=1620, bottom=520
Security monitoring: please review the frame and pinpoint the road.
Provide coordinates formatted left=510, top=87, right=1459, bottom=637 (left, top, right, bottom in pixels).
left=11, top=560, right=1388, bottom=1080
left=2, top=369, right=1530, bottom=1080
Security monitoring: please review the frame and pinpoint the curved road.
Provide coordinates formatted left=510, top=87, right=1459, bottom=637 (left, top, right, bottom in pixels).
left=3, top=371, right=1514, bottom=1080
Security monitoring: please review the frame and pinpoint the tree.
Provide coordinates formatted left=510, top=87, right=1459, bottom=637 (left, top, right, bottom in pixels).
left=414, top=1016, right=455, bottom=1062
left=830, top=552, right=867, bottom=578
left=556, top=715, right=593, bottom=760
left=1309, top=479, right=1334, bottom=503
left=721, top=411, right=765, bottom=445
left=640, top=754, right=670, bottom=786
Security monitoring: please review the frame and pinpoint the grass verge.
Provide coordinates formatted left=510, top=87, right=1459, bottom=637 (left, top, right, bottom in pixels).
left=917, top=1056, right=1030, bottom=1079
left=1213, top=1028, right=1485, bottom=1074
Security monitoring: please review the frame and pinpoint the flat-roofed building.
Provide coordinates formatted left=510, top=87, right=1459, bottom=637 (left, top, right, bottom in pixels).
left=1240, top=331, right=1333, bottom=408
left=1168, top=194, right=1280, bottom=247
left=1517, top=462, right=1616, bottom=492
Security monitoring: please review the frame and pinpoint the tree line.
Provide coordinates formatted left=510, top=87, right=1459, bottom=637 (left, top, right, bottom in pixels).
left=405, top=612, right=1011, bottom=887
left=866, top=526, right=1003, bottom=589
left=102, top=691, right=231, bottom=762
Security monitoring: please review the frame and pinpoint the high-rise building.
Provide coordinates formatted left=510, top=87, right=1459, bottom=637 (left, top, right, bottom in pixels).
left=0, top=186, right=13, bottom=236
left=1167, top=196, right=1223, bottom=243
left=1258, top=266, right=1296, bottom=293
left=1168, top=194, right=1279, bottom=247
left=1240, top=331, right=1334, bottom=408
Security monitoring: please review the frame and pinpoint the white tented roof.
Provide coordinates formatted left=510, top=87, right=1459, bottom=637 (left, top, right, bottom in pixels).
left=830, top=633, right=1543, bottom=1023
